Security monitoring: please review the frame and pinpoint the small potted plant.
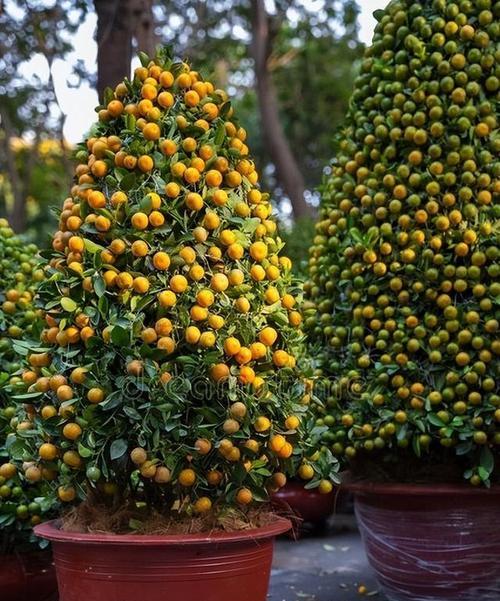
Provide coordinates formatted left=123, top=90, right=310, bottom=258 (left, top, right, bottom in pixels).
left=16, top=49, right=334, bottom=601
left=0, top=219, right=56, bottom=601
left=305, top=0, right=500, bottom=599
left=272, top=477, right=337, bottom=529
left=272, top=376, right=339, bottom=528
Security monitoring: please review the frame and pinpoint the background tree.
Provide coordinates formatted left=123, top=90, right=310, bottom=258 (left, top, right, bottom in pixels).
left=0, top=0, right=363, bottom=251
left=94, top=0, right=158, bottom=99
left=0, top=139, right=72, bottom=242
left=251, top=0, right=309, bottom=218
left=153, top=0, right=362, bottom=219
left=0, top=0, right=88, bottom=233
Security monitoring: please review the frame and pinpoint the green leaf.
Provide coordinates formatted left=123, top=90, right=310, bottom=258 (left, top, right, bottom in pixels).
left=78, top=443, right=93, bottom=458
left=110, top=439, right=128, bottom=460
left=214, top=122, right=225, bottom=146
left=219, top=101, right=232, bottom=119
left=124, top=406, right=142, bottom=420
left=480, top=446, right=494, bottom=476
left=140, top=195, right=153, bottom=213
left=61, top=297, right=77, bottom=312
left=101, top=391, right=122, bottom=410
left=120, top=172, right=137, bottom=192
left=129, top=518, right=144, bottom=531
left=94, top=276, right=106, bottom=298
left=138, top=51, right=150, bottom=67
left=12, top=391, right=43, bottom=401
left=349, top=228, right=363, bottom=244
left=126, top=114, right=136, bottom=131
left=170, top=62, right=185, bottom=77
left=156, top=46, right=173, bottom=66
left=103, top=87, right=114, bottom=105
left=478, top=466, right=490, bottom=483
left=412, top=434, right=421, bottom=457
left=84, top=238, right=105, bottom=254
left=427, top=413, right=446, bottom=427
left=4, top=438, right=28, bottom=460
left=456, top=442, right=473, bottom=456
left=98, top=295, right=109, bottom=315
left=111, top=325, right=130, bottom=346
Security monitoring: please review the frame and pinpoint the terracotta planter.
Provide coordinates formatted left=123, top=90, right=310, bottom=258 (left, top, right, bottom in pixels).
left=273, top=481, right=335, bottom=524
left=349, top=482, right=500, bottom=601
left=35, top=516, right=291, bottom=601
left=0, top=549, right=57, bottom=601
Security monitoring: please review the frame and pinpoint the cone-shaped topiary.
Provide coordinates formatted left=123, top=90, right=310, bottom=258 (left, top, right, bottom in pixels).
left=0, top=219, right=49, bottom=550
left=305, top=0, right=500, bottom=485
left=16, top=49, right=334, bottom=528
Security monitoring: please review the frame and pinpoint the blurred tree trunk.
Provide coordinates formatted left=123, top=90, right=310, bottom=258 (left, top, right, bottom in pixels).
left=0, top=109, right=25, bottom=232
left=94, top=0, right=158, bottom=100
left=94, top=0, right=134, bottom=99
left=250, top=0, right=311, bottom=219
left=214, top=59, right=229, bottom=89
left=132, top=0, right=157, bottom=56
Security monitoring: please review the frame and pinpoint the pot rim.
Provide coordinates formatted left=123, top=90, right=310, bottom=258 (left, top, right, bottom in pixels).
left=275, top=480, right=336, bottom=495
left=343, top=479, right=500, bottom=497
left=34, top=515, right=291, bottom=546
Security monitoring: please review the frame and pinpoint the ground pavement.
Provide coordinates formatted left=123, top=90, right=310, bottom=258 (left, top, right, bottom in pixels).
left=269, top=514, right=387, bottom=601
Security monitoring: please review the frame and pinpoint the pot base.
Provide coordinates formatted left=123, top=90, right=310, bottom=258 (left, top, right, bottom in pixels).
left=0, top=550, right=57, bottom=601
left=350, top=482, right=500, bottom=601
left=36, top=517, right=290, bottom=601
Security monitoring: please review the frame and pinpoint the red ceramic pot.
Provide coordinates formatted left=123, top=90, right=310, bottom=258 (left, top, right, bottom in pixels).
left=0, top=549, right=57, bottom=601
left=349, top=482, right=500, bottom=601
left=273, top=481, right=335, bottom=524
left=35, top=516, right=291, bottom=601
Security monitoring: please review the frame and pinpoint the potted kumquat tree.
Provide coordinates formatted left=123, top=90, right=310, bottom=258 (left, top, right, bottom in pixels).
left=305, top=0, right=500, bottom=599
left=0, top=219, right=57, bottom=601
left=13, top=48, right=335, bottom=601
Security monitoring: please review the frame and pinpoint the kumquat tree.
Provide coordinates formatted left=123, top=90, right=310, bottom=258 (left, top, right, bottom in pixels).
left=305, top=0, right=500, bottom=485
left=13, top=48, right=336, bottom=530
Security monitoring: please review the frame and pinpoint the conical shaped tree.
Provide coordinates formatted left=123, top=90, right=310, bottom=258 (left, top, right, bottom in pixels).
left=0, top=220, right=48, bottom=548
left=17, top=50, right=333, bottom=525
left=305, top=0, right=499, bottom=484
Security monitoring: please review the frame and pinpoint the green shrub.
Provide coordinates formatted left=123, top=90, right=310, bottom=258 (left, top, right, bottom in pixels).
left=305, top=0, right=499, bottom=485
left=15, top=51, right=335, bottom=530
left=0, top=219, right=49, bottom=551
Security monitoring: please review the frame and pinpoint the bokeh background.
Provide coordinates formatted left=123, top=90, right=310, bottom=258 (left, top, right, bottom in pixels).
left=0, top=0, right=381, bottom=273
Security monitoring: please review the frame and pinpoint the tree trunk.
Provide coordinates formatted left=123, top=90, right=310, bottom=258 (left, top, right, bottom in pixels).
left=0, top=109, right=25, bottom=232
left=94, top=0, right=134, bottom=100
left=46, top=59, right=73, bottom=181
left=132, top=0, right=157, bottom=56
left=214, top=59, right=229, bottom=89
left=250, top=0, right=311, bottom=219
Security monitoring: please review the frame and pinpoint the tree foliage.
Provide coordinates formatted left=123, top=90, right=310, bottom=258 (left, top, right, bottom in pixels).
left=305, top=0, right=500, bottom=485
left=12, top=51, right=336, bottom=528
left=0, top=220, right=50, bottom=552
